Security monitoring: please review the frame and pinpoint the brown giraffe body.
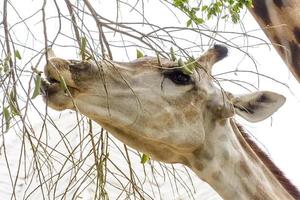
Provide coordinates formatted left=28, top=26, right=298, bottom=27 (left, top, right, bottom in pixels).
left=41, top=45, right=300, bottom=199
left=250, top=0, right=300, bottom=82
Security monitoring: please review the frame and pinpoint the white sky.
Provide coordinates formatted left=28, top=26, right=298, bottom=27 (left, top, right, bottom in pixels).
left=1, top=0, right=300, bottom=198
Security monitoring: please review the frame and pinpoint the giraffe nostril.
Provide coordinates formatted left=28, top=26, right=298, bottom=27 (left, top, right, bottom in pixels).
left=69, top=59, right=81, bottom=64
left=69, top=60, right=89, bottom=70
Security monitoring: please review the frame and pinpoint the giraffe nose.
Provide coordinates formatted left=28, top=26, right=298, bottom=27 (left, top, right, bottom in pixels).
left=44, top=58, right=78, bottom=89
left=68, top=59, right=91, bottom=70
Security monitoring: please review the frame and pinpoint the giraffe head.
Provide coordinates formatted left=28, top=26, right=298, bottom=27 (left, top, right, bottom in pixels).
left=41, top=45, right=285, bottom=163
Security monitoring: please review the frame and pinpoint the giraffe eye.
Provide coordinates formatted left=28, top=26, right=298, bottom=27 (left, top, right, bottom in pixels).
left=165, top=70, right=192, bottom=85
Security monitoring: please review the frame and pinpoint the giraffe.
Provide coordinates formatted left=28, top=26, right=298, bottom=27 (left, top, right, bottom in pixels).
left=249, top=0, right=300, bottom=82
left=41, top=45, right=300, bottom=200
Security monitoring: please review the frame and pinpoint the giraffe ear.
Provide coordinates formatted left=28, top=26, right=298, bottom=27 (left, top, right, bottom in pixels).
left=232, top=91, right=286, bottom=123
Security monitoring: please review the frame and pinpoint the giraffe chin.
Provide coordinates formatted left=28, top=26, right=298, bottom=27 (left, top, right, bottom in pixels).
left=40, top=76, right=79, bottom=111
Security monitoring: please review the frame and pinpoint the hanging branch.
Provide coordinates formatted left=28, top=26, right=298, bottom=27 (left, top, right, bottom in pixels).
left=64, top=0, right=81, bottom=47
left=83, top=0, right=113, bottom=59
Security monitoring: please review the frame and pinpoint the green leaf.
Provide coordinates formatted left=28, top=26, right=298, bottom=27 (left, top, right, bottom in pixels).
left=186, top=19, right=192, bottom=27
left=3, top=62, right=9, bottom=73
left=9, top=89, right=16, bottom=102
left=177, top=58, right=184, bottom=66
left=80, top=37, right=87, bottom=60
left=10, top=103, right=20, bottom=116
left=201, top=5, right=208, bottom=11
left=222, top=14, right=229, bottom=19
left=141, top=153, right=150, bottom=164
left=81, top=37, right=87, bottom=50
left=15, top=50, right=21, bottom=60
left=31, top=74, right=41, bottom=99
left=192, top=7, right=200, bottom=12
left=156, top=52, right=161, bottom=66
left=194, top=17, right=204, bottom=25
left=3, top=107, right=10, bottom=132
left=136, top=49, right=144, bottom=58
left=246, top=0, right=253, bottom=7
left=9, top=90, right=20, bottom=116
left=170, top=47, right=177, bottom=61
left=182, top=57, right=197, bottom=75
left=3, top=54, right=10, bottom=73
left=182, top=65, right=194, bottom=75
left=59, top=75, right=69, bottom=93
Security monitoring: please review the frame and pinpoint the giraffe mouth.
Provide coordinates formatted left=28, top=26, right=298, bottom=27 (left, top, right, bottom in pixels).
left=40, top=74, right=79, bottom=98
left=40, top=76, right=60, bottom=96
left=40, top=58, right=80, bottom=97
left=44, top=75, right=60, bottom=86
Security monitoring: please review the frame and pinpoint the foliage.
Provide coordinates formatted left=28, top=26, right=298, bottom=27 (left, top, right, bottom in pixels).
left=136, top=49, right=144, bottom=58
left=170, top=0, right=253, bottom=26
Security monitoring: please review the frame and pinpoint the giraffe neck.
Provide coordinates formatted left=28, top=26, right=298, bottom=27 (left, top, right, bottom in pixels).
left=187, top=119, right=295, bottom=200
left=249, top=0, right=300, bottom=82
